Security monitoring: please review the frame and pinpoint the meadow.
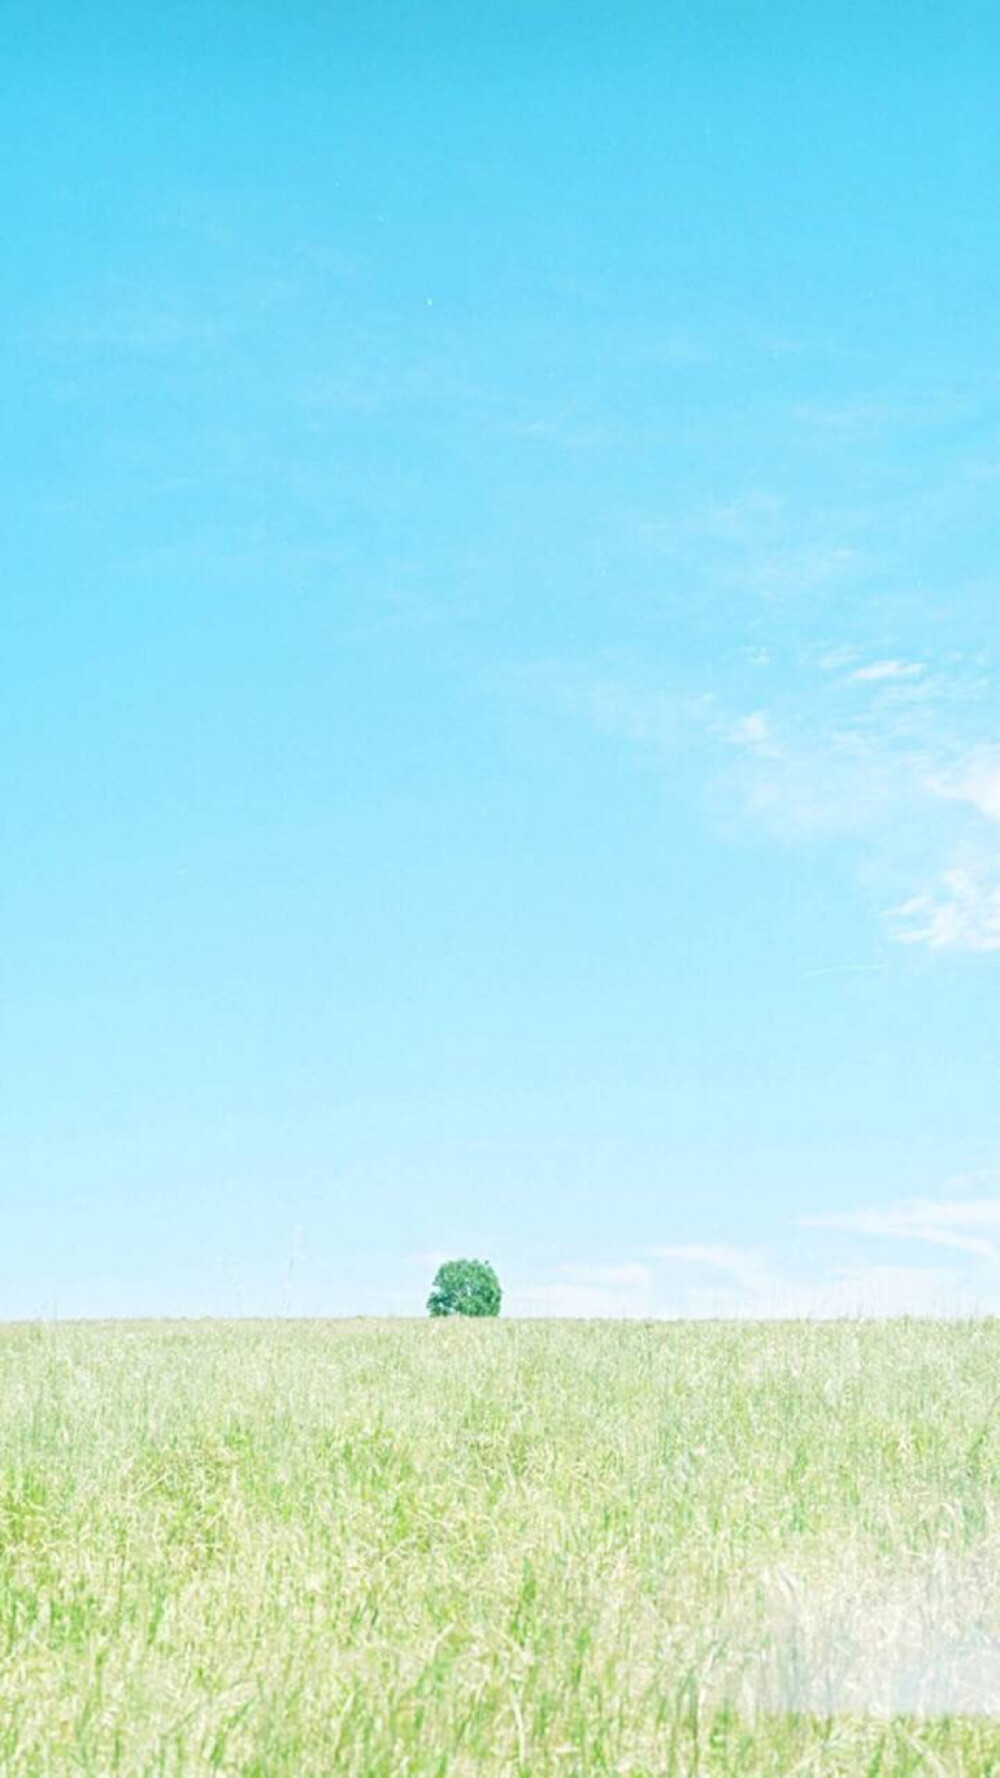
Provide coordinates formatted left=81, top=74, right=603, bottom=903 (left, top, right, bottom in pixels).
left=2, top=1318, right=1000, bottom=1775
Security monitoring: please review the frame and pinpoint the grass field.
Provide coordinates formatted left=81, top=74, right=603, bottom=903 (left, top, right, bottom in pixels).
left=3, top=1318, right=1000, bottom=1775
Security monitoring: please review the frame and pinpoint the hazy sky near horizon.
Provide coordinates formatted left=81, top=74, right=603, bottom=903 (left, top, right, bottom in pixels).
left=4, top=1, right=1000, bottom=1318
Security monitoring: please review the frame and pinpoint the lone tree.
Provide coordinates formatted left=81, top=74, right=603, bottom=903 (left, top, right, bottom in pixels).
left=427, top=1258, right=502, bottom=1318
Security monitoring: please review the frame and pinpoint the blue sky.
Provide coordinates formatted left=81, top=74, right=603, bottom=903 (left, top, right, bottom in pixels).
left=4, top=1, right=1000, bottom=1317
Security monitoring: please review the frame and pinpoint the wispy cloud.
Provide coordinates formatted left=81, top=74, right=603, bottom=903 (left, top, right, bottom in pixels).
left=531, top=628, right=998, bottom=957
left=850, top=659, right=925, bottom=684
left=927, top=746, right=1000, bottom=821
left=509, top=1269, right=655, bottom=1318
left=946, top=1168, right=1000, bottom=1195
left=792, top=388, right=971, bottom=432
left=803, top=1197, right=1000, bottom=1262
left=557, top=1262, right=651, bottom=1288
left=510, top=1253, right=981, bottom=1321
left=729, top=711, right=782, bottom=756
left=890, top=867, right=1000, bottom=953
left=646, top=1243, right=768, bottom=1289
left=509, top=1179, right=1000, bottom=1320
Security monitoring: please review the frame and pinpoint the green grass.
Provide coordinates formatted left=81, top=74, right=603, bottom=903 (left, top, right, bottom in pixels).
left=3, top=1319, right=1000, bottom=1774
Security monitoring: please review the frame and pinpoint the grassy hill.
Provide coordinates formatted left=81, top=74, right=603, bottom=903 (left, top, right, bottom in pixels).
left=2, top=1317, right=1000, bottom=1774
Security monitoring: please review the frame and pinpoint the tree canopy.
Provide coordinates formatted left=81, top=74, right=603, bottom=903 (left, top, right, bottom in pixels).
left=427, top=1258, right=502, bottom=1318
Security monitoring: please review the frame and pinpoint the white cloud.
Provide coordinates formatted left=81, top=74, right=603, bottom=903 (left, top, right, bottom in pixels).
left=508, top=1274, right=654, bottom=1318
left=647, top=1243, right=767, bottom=1285
left=557, top=1262, right=651, bottom=1288
left=729, top=711, right=781, bottom=756
left=745, top=545, right=858, bottom=598
left=640, top=490, right=783, bottom=548
left=528, top=619, right=998, bottom=960
left=803, top=1197, right=1000, bottom=1261
left=850, top=659, right=925, bottom=684
left=945, top=1168, right=1000, bottom=1195
left=927, top=746, right=1000, bottom=821
left=793, top=390, right=969, bottom=432
left=523, top=665, right=697, bottom=758
left=819, top=645, right=860, bottom=673
left=733, top=736, right=914, bottom=842
left=509, top=1184, right=1000, bottom=1321
left=511, top=1254, right=978, bottom=1321
left=890, top=867, right=1000, bottom=953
